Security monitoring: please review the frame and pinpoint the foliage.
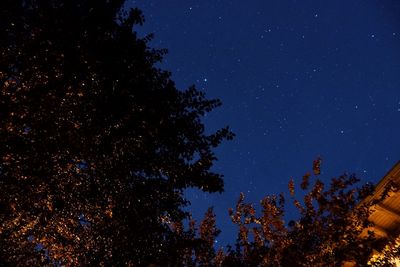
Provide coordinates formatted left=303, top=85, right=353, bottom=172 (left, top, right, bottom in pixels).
left=368, top=236, right=400, bottom=267
left=0, top=0, right=232, bottom=265
left=147, top=159, right=396, bottom=267
left=164, top=208, right=223, bottom=267
left=220, top=160, right=380, bottom=267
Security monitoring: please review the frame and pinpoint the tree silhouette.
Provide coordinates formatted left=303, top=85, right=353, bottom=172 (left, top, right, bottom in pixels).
left=0, top=0, right=233, bottom=265
left=219, top=160, right=383, bottom=267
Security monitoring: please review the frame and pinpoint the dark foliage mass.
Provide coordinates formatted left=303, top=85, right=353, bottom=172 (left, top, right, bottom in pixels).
left=0, top=0, right=233, bottom=265
left=157, top=161, right=400, bottom=267
left=222, top=165, right=377, bottom=266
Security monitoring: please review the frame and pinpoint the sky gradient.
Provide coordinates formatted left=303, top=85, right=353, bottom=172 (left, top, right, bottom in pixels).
left=131, top=0, right=400, bottom=245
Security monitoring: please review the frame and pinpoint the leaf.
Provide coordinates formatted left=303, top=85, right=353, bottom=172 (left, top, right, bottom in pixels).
left=288, top=178, right=295, bottom=197
left=313, top=157, right=322, bottom=175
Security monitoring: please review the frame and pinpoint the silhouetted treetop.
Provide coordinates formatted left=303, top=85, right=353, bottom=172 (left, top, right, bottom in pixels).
left=0, top=0, right=233, bottom=265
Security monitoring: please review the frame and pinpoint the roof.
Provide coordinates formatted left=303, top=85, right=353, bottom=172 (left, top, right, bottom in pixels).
left=361, top=161, right=400, bottom=239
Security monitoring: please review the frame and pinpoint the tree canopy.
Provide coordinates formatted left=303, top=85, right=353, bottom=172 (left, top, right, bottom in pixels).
left=0, top=0, right=232, bottom=265
left=221, top=159, right=378, bottom=266
left=148, top=159, right=400, bottom=267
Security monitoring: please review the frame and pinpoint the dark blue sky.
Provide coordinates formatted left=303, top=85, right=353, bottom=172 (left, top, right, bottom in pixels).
left=131, top=0, right=400, bottom=246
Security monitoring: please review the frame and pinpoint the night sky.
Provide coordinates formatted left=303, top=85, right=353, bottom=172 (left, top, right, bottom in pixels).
left=130, top=0, right=400, bottom=246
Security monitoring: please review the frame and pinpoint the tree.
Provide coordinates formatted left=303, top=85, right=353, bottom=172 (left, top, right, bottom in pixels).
left=219, top=159, right=385, bottom=267
left=162, top=160, right=400, bottom=267
left=163, top=208, right=224, bottom=267
left=0, top=0, right=233, bottom=265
